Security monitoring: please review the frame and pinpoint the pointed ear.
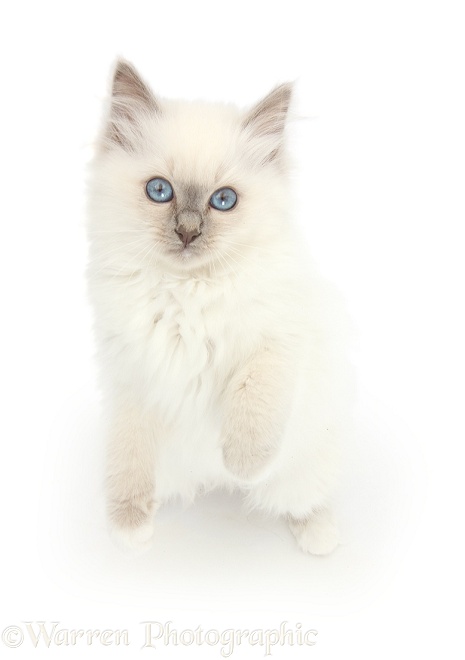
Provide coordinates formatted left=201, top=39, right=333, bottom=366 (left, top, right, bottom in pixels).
left=105, top=59, right=160, bottom=151
left=242, top=83, right=293, bottom=164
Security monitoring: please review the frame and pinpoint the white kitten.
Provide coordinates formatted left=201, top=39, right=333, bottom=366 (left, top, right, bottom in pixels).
left=87, top=60, right=353, bottom=555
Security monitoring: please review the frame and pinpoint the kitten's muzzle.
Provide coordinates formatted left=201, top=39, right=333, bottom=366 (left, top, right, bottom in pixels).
left=175, top=210, right=202, bottom=248
left=175, top=225, right=201, bottom=247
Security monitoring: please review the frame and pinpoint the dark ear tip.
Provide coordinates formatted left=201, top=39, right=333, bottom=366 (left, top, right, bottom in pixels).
left=242, top=81, right=294, bottom=135
left=276, top=81, right=294, bottom=95
left=112, top=58, right=138, bottom=85
left=273, top=82, right=294, bottom=108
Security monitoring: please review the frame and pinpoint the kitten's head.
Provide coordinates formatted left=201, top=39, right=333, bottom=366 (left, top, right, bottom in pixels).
left=89, top=60, right=293, bottom=275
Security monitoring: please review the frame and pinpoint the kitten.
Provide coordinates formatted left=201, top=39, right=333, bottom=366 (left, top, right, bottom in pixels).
left=87, top=60, right=353, bottom=555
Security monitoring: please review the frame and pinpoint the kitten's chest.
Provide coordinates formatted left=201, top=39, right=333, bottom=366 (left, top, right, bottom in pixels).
left=113, top=271, right=260, bottom=416
left=149, top=277, right=214, bottom=371
left=138, top=275, right=242, bottom=397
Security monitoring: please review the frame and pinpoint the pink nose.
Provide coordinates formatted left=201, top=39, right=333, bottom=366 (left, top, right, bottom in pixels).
left=175, top=226, right=201, bottom=247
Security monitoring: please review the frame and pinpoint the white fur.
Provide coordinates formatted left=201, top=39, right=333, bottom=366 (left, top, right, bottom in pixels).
left=87, top=61, right=353, bottom=555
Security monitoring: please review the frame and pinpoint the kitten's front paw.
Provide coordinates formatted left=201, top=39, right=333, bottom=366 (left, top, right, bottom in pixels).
left=289, top=508, right=340, bottom=556
left=108, top=497, right=158, bottom=554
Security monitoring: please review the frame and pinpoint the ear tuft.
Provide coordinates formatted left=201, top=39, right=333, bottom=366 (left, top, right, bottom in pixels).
left=112, top=60, right=159, bottom=112
left=241, top=83, right=293, bottom=165
left=243, top=83, right=293, bottom=139
left=105, top=59, right=160, bottom=151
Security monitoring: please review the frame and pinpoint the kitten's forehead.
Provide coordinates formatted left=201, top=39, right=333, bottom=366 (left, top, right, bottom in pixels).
left=152, top=99, right=241, bottom=183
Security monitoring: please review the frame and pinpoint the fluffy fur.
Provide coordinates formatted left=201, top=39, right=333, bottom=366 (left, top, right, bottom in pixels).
left=87, top=60, right=353, bottom=555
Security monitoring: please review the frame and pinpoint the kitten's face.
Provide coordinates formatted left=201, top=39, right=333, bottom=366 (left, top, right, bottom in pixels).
left=90, top=61, right=292, bottom=275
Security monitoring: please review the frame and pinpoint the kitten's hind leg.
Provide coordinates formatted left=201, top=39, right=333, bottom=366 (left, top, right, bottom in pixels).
left=288, top=507, right=340, bottom=556
left=106, top=399, right=158, bottom=553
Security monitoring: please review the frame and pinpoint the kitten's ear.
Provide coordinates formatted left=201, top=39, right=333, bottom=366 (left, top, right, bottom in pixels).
left=104, top=59, right=160, bottom=151
left=242, top=83, right=293, bottom=164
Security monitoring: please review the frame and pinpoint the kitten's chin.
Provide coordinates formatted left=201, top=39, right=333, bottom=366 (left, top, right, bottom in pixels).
left=159, top=245, right=213, bottom=275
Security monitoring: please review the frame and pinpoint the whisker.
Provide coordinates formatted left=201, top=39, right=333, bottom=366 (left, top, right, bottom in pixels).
left=105, top=240, right=157, bottom=284
left=219, top=238, right=274, bottom=254
left=121, top=241, right=161, bottom=293
left=223, top=245, right=268, bottom=277
left=208, top=247, right=228, bottom=279
left=87, top=237, right=149, bottom=275
left=125, top=242, right=156, bottom=283
left=88, top=228, right=150, bottom=235
left=215, top=247, right=240, bottom=280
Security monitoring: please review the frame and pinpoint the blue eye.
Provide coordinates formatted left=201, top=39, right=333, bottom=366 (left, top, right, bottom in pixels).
left=209, top=187, right=237, bottom=211
left=146, top=178, right=174, bottom=203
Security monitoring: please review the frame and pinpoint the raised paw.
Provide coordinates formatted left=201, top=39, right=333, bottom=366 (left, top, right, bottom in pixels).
left=222, top=441, right=275, bottom=482
left=288, top=508, right=340, bottom=556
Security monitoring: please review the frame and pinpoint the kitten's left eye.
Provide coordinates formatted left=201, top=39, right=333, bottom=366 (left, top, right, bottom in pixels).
left=209, top=187, right=237, bottom=211
left=146, top=177, right=174, bottom=203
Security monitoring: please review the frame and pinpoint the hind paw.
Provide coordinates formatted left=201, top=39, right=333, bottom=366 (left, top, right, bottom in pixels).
left=289, top=508, right=339, bottom=556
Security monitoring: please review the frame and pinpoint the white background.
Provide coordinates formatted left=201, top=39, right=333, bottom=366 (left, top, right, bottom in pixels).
left=1, top=0, right=464, bottom=657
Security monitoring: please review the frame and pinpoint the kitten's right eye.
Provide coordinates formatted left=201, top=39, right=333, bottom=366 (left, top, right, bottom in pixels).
left=146, top=178, right=174, bottom=203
